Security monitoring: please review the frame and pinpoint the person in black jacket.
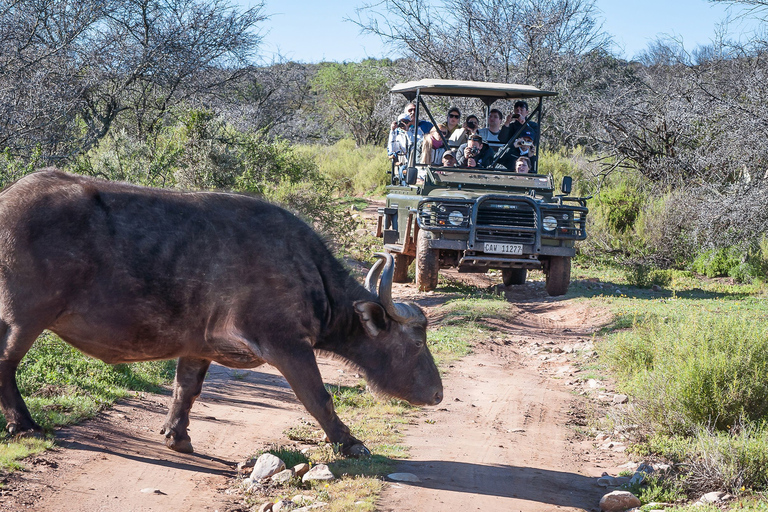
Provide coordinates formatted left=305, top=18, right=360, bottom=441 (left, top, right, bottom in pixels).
left=456, top=134, right=495, bottom=168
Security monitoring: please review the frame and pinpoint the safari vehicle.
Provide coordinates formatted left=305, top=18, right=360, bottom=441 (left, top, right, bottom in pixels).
left=376, top=79, right=589, bottom=296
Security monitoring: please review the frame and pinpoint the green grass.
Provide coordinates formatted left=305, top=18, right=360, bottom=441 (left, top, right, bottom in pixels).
left=0, top=332, right=175, bottom=473
left=0, top=437, right=54, bottom=474
left=248, top=382, right=411, bottom=511
left=584, top=266, right=768, bottom=502
left=296, top=139, right=390, bottom=196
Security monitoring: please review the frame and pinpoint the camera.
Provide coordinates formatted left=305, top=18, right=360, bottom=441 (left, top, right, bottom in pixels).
left=466, top=121, right=477, bottom=130
left=397, top=120, right=408, bottom=129
left=512, top=114, right=520, bottom=119
left=468, top=146, right=480, bottom=156
left=519, top=139, right=533, bottom=147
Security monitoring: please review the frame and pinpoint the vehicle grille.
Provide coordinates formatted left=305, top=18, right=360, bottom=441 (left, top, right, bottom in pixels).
left=475, top=200, right=536, bottom=244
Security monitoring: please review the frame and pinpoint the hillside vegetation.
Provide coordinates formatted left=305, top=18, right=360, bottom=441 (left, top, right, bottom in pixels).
left=2, top=0, right=768, bottom=509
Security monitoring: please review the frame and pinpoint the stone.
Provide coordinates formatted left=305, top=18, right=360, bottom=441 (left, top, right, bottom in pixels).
left=294, top=503, right=328, bottom=511
left=302, top=463, right=335, bottom=483
left=272, top=499, right=294, bottom=512
left=599, top=490, right=641, bottom=512
left=629, top=472, right=646, bottom=486
left=597, top=476, right=615, bottom=487
left=699, top=491, right=726, bottom=503
left=293, top=463, right=311, bottom=478
left=271, top=468, right=295, bottom=485
left=139, top=488, right=163, bottom=494
left=387, top=472, right=421, bottom=483
left=292, top=495, right=315, bottom=506
left=613, top=394, right=629, bottom=404
left=636, top=462, right=655, bottom=474
left=250, top=453, right=286, bottom=480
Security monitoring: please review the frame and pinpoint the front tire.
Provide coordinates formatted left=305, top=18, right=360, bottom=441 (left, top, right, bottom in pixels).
left=415, top=230, right=439, bottom=292
left=545, top=256, right=571, bottom=296
left=501, top=268, right=527, bottom=286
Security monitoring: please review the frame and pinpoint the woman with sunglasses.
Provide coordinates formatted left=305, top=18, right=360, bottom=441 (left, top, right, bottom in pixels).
left=446, top=107, right=461, bottom=137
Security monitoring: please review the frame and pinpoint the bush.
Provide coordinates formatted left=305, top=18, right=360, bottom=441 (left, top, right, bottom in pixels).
left=691, top=245, right=768, bottom=283
left=0, top=147, right=43, bottom=189
left=600, top=309, right=768, bottom=434
left=69, top=112, right=360, bottom=249
left=623, top=264, right=673, bottom=288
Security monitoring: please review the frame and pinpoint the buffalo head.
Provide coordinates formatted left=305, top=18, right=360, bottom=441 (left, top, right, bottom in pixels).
left=348, top=253, right=443, bottom=406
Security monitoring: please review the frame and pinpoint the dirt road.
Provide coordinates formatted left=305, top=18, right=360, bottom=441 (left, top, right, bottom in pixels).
left=1, top=274, right=623, bottom=512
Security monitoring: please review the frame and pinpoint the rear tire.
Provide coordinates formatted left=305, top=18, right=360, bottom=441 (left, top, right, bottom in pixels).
left=415, top=230, right=439, bottom=292
left=501, top=268, right=527, bottom=286
left=392, top=253, right=411, bottom=283
left=545, top=256, right=571, bottom=296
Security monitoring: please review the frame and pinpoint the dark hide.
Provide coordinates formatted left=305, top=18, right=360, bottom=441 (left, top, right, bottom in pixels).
left=0, top=170, right=442, bottom=456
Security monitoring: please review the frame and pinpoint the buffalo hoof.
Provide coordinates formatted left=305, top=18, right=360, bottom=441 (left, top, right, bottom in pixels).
left=344, top=443, right=371, bottom=459
left=7, top=422, right=44, bottom=439
left=160, top=426, right=194, bottom=453
left=165, top=436, right=194, bottom=453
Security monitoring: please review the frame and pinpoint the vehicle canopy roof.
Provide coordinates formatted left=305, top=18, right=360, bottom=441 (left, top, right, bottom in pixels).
left=390, top=79, right=557, bottom=104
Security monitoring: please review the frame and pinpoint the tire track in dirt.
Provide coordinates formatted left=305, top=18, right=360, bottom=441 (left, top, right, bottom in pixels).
left=378, top=277, right=619, bottom=512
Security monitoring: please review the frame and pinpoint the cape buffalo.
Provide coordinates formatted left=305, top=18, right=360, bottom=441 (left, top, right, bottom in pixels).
left=0, top=170, right=442, bottom=456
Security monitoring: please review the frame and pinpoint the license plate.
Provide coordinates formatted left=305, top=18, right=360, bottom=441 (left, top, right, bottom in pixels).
left=484, top=243, right=523, bottom=255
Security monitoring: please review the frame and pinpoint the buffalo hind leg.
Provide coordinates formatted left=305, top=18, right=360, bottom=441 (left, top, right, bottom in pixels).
left=160, top=356, right=211, bottom=453
left=272, top=347, right=370, bottom=458
left=0, top=321, right=45, bottom=437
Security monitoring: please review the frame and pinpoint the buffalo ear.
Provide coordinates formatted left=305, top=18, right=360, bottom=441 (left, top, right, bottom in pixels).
left=353, top=301, right=388, bottom=338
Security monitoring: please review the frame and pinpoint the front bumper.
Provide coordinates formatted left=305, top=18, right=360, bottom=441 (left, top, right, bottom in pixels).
left=416, top=194, right=587, bottom=267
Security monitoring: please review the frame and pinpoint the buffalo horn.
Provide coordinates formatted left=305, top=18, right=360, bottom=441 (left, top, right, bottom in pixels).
left=364, top=256, right=386, bottom=295
left=375, top=252, right=419, bottom=323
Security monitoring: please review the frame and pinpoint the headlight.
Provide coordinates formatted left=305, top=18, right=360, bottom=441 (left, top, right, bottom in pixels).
left=542, top=215, right=557, bottom=231
left=448, top=210, right=464, bottom=226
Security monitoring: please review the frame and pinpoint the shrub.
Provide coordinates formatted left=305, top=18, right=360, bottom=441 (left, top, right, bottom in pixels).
left=600, top=309, right=768, bottom=434
left=691, top=245, right=768, bottom=283
left=0, top=146, right=43, bottom=189
left=623, top=264, right=673, bottom=288
left=69, top=112, right=360, bottom=250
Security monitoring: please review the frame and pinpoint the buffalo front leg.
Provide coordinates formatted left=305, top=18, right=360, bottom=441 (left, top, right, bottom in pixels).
left=272, top=348, right=370, bottom=458
left=160, top=356, right=211, bottom=453
left=0, top=322, right=45, bottom=437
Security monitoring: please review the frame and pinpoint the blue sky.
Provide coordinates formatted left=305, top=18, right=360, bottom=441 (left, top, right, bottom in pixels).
left=238, top=0, right=760, bottom=63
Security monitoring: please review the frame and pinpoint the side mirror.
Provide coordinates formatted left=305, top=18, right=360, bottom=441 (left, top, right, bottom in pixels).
left=405, top=166, right=418, bottom=185
left=560, top=176, right=572, bottom=195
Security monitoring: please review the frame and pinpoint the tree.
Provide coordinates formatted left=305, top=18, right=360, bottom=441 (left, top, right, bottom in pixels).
left=311, top=59, right=393, bottom=146
left=0, top=0, right=266, bottom=160
left=353, top=0, right=611, bottom=84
